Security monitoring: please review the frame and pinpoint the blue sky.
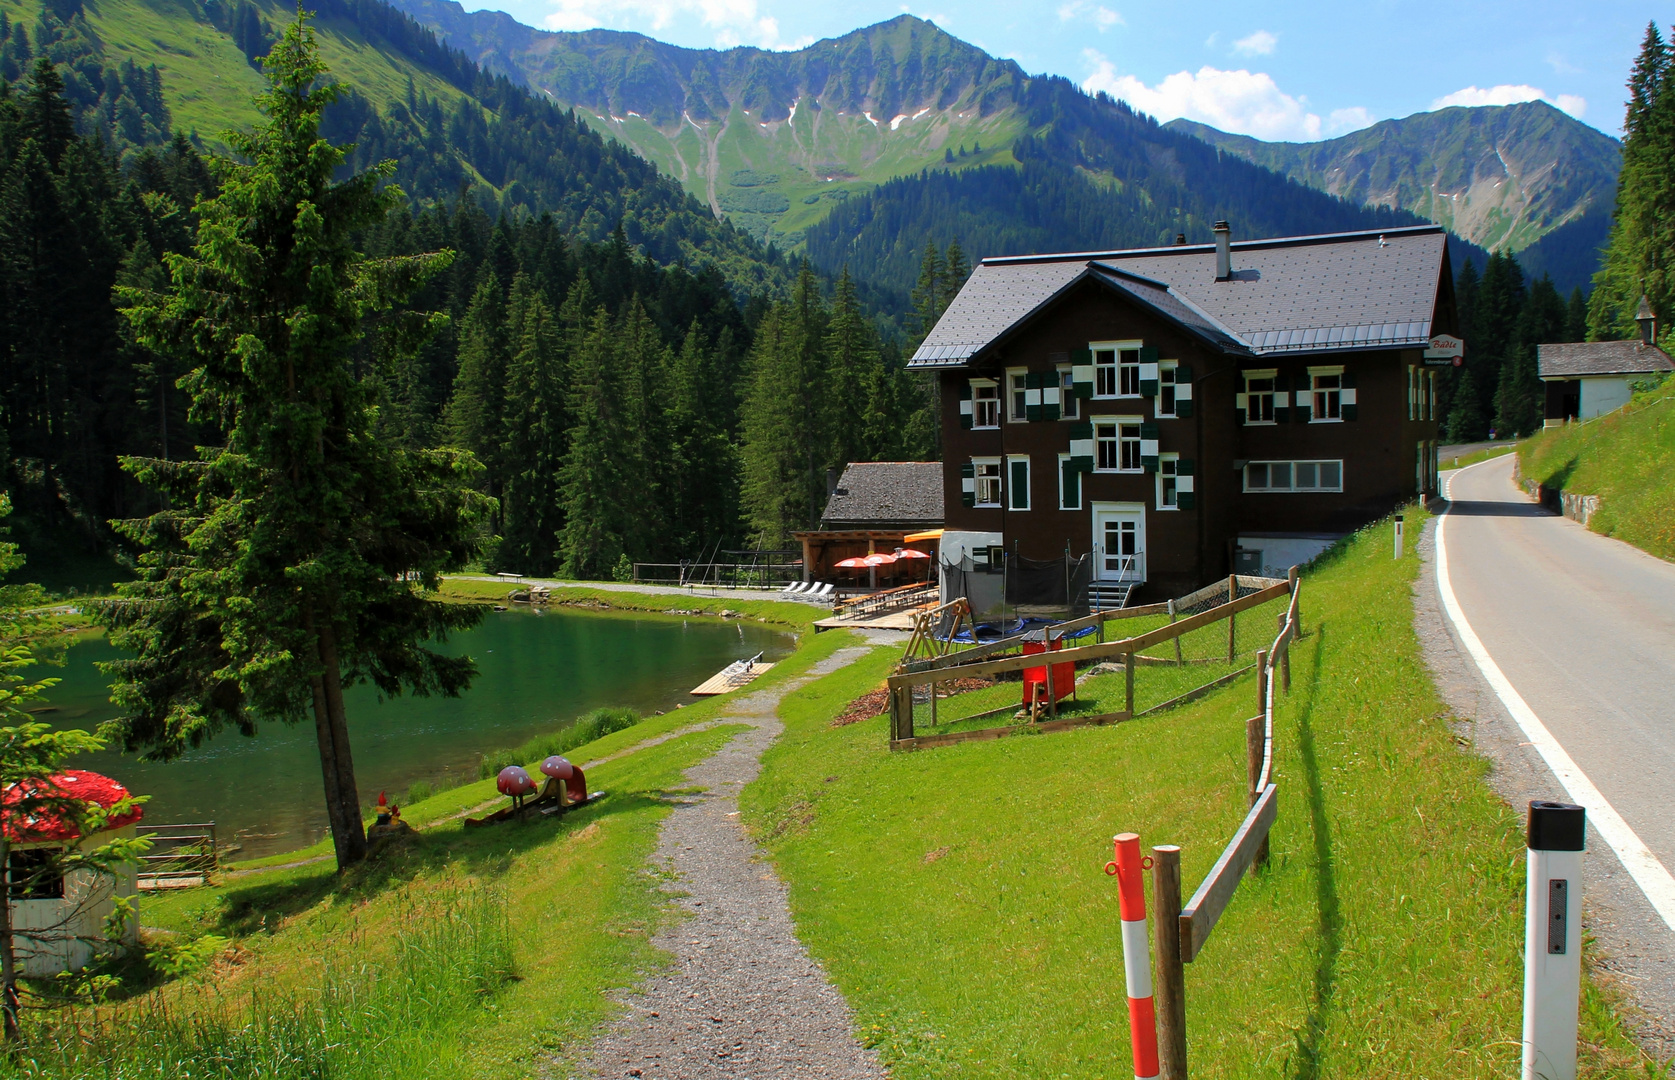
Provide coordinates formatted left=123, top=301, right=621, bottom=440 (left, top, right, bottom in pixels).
left=456, top=0, right=1660, bottom=140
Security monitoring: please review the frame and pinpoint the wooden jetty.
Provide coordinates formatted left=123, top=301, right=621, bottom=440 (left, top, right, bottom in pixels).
left=691, top=652, right=773, bottom=696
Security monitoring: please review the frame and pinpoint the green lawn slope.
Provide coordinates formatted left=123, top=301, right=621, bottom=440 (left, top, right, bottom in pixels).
left=742, top=509, right=1656, bottom=1078
left=1518, top=379, right=1675, bottom=562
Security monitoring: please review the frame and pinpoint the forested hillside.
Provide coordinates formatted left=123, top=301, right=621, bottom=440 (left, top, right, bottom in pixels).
left=0, top=11, right=937, bottom=590
left=1168, top=102, right=1620, bottom=288
left=0, top=0, right=783, bottom=293
left=803, top=126, right=1474, bottom=303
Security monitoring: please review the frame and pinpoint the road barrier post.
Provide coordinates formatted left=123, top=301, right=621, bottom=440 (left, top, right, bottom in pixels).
left=1523, top=801, right=1585, bottom=1080
left=1394, top=514, right=1405, bottom=559
left=1151, top=845, right=1187, bottom=1079
left=1107, top=834, right=1160, bottom=1080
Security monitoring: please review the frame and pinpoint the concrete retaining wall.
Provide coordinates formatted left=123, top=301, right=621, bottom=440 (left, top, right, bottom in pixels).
left=1513, top=457, right=1602, bottom=527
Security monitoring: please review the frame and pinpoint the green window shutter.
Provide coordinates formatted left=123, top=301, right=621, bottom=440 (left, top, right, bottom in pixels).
left=961, top=414, right=974, bottom=429
left=1175, top=364, right=1193, bottom=382
left=1177, top=491, right=1196, bottom=510
left=1072, top=347, right=1093, bottom=364
left=1176, top=398, right=1194, bottom=418
left=1024, top=372, right=1043, bottom=421
left=1176, top=458, right=1195, bottom=476
left=959, top=383, right=973, bottom=400
left=959, top=382, right=974, bottom=428
left=1341, top=371, right=1358, bottom=420
left=1139, top=345, right=1159, bottom=363
left=1009, top=458, right=1030, bottom=509
left=1272, top=374, right=1290, bottom=424
left=1139, top=423, right=1159, bottom=473
left=960, top=462, right=976, bottom=507
left=1068, top=422, right=1093, bottom=440
left=1071, top=348, right=1095, bottom=399
left=1061, top=458, right=1080, bottom=508
left=1235, top=392, right=1248, bottom=425
left=1140, top=422, right=1159, bottom=439
left=1044, top=403, right=1061, bottom=421
left=1295, top=392, right=1311, bottom=423
left=1139, top=345, right=1160, bottom=397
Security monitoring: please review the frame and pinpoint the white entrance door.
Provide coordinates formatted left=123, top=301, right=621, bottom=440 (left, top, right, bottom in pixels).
left=1091, top=502, right=1146, bottom=581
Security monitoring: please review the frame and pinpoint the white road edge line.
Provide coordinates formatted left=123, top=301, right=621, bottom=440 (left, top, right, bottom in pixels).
left=1438, top=460, right=1675, bottom=933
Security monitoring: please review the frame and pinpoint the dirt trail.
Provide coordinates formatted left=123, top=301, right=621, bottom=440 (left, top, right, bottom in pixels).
left=575, top=645, right=887, bottom=1080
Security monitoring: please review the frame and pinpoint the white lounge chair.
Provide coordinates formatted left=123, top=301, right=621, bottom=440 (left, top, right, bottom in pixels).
left=781, top=581, right=805, bottom=594
left=815, top=582, right=835, bottom=598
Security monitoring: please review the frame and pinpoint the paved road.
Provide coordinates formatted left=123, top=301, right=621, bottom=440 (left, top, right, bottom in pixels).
left=1434, top=454, right=1675, bottom=1050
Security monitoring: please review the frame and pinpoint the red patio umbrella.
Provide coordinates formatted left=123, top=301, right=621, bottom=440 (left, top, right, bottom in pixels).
left=863, top=552, right=897, bottom=566
left=894, top=548, right=931, bottom=559
left=834, top=556, right=871, bottom=569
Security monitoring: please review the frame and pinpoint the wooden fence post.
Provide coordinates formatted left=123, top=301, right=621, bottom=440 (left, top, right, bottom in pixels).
left=1288, top=565, right=1302, bottom=635
left=1153, top=845, right=1188, bottom=1080
left=1255, top=649, right=1268, bottom=717
left=1226, top=574, right=1237, bottom=664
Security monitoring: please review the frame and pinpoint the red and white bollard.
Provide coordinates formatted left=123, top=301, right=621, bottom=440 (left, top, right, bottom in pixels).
left=1107, top=833, right=1160, bottom=1080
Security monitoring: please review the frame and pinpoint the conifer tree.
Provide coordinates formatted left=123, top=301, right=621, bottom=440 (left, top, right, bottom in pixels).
left=664, top=321, right=734, bottom=557
left=910, top=240, right=948, bottom=345
left=823, top=267, right=883, bottom=467
left=101, top=14, right=489, bottom=872
left=558, top=301, right=627, bottom=578
left=442, top=275, right=510, bottom=526
left=1589, top=22, right=1673, bottom=340
left=740, top=267, right=828, bottom=546
left=500, top=276, right=566, bottom=573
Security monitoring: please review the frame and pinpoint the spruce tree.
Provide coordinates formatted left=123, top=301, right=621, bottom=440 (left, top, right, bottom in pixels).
left=823, top=266, right=883, bottom=467
left=101, top=14, right=489, bottom=872
left=1589, top=22, right=1673, bottom=340
left=500, top=276, right=566, bottom=574
left=910, top=240, right=948, bottom=345
left=442, top=275, right=510, bottom=527
left=664, top=321, right=734, bottom=558
left=558, top=300, right=626, bottom=578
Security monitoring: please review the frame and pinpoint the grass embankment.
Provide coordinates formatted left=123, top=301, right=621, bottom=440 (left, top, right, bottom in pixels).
left=6, top=630, right=862, bottom=1080
left=743, top=508, right=1658, bottom=1078
left=1518, top=379, right=1675, bottom=561
left=438, top=577, right=825, bottom=631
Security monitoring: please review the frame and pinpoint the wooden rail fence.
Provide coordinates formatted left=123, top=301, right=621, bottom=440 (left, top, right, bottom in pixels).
left=884, top=571, right=1296, bottom=751
left=1147, top=570, right=1303, bottom=1078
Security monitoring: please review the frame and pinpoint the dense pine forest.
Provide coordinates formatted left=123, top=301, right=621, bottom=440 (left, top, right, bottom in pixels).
left=0, top=44, right=943, bottom=588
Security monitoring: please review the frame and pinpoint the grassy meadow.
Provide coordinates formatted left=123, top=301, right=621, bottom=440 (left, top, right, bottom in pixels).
left=741, top=508, right=1661, bottom=1079
left=1518, top=378, right=1675, bottom=561
left=0, top=628, right=862, bottom=1080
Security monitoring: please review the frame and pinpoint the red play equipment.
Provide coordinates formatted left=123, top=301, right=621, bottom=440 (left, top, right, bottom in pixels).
left=1022, top=637, right=1076, bottom=707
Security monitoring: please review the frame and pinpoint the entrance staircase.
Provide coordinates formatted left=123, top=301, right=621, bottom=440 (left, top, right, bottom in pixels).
left=1087, top=580, right=1137, bottom=610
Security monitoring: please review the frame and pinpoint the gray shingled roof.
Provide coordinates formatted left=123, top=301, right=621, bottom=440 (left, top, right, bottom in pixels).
left=820, top=462, right=943, bottom=526
left=1537, top=340, right=1674, bottom=378
left=910, top=225, right=1446, bottom=367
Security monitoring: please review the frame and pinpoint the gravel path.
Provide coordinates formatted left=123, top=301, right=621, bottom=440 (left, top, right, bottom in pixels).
left=576, top=645, right=888, bottom=1080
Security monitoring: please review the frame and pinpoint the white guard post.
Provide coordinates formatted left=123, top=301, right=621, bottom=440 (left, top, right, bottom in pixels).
left=1393, top=514, right=1405, bottom=560
left=1523, top=800, right=1585, bottom=1080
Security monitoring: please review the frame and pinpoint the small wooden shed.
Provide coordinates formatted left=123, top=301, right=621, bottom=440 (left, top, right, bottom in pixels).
left=4, top=770, right=143, bottom=977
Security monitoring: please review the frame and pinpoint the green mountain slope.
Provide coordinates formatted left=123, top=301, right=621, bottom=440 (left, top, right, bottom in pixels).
left=0, top=0, right=786, bottom=292
left=385, top=5, right=1027, bottom=246
left=1166, top=103, right=1620, bottom=257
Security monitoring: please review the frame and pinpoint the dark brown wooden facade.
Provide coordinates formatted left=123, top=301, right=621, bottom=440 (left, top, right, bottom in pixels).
left=917, top=225, right=1453, bottom=602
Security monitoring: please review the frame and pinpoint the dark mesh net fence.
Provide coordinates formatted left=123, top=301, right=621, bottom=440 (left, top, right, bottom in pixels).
left=940, top=553, right=1096, bottom=620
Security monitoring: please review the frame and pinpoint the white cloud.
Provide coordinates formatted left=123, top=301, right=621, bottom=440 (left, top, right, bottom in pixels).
left=1545, top=50, right=1582, bottom=76
left=1081, top=51, right=1371, bottom=140
left=1057, top=1, right=1122, bottom=30
left=1232, top=30, right=1276, bottom=56
left=1430, top=83, right=1586, bottom=119
left=543, top=0, right=812, bottom=49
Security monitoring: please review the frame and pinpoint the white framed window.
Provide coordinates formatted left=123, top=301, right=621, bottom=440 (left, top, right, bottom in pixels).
left=1007, top=368, right=1029, bottom=422
left=1056, top=364, right=1080, bottom=420
left=1092, top=341, right=1143, bottom=399
left=1241, top=369, right=1278, bottom=424
left=1006, top=455, right=1031, bottom=511
left=1093, top=417, right=1144, bottom=473
left=1244, top=460, right=1343, bottom=493
left=1155, top=362, right=1179, bottom=418
left=1058, top=453, right=1081, bottom=509
left=972, top=379, right=999, bottom=428
left=974, top=458, right=1002, bottom=506
left=1157, top=453, right=1180, bottom=509
left=1310, top=366, right=1344, bottom=422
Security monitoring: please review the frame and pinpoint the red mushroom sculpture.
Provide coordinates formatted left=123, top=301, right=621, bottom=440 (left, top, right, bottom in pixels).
left=539, top=756, right=587, bottom=804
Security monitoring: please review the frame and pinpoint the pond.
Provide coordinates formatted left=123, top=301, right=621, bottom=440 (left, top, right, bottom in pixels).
left=33, top=608, right=795, bottom=859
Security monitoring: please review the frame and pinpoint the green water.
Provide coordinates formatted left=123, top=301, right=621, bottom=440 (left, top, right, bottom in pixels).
left=33, top=608, right=793, bottom=859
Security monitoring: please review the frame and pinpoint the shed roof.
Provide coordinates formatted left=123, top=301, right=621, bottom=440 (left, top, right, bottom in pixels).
left=910, top=225, right=1447, bottom=367
left=3, top=770, right=143, bottom=843
left=1537, top=340, right=1674, bottom=378
left=820, top=462, right=943, bottom=527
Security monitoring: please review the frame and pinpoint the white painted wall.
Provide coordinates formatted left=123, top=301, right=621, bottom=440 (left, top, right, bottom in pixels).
left=1235, top=535, right=1341, bottom=580
left=1579, top=375, right=1635, bottom=420
left=8, top=826, right=139, bottom=977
